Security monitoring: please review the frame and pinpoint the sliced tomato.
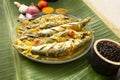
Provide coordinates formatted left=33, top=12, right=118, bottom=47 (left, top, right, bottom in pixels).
left=33, top=38, right=40, bottom=46
left=68, top=30, right=75, bottom=37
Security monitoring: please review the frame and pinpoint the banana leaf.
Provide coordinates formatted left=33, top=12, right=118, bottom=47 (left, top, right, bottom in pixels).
left=0, top=0, right=120, bottom=80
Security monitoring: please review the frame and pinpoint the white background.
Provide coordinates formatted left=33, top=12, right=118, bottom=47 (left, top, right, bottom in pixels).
left=89, top=0, right=120, bottom=29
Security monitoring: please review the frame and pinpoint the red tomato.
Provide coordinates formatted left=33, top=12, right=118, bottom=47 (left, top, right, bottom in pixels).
left=33, top=38, right=40, bottom=46
left=37, top=0, right=48, bottom=9
left=68, top=30, right=75, bottom=37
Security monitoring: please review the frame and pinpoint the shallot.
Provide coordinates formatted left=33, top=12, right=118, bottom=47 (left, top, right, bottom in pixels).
left=26, top=3, right=40, bottom=15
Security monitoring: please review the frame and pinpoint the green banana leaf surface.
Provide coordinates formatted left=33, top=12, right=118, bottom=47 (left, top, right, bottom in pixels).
left=0, top=0, right=120, bottom=80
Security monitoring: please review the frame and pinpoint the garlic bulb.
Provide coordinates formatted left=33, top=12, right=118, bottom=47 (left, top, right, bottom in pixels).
left=19, top=4, right=28, bottom=14
left=14, top=1, right=28, bottom=14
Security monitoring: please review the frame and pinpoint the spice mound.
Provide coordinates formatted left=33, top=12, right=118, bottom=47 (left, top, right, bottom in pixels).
left=13, top=14, right=93, bottom=60
left=97, top=41, right=120, bottom=62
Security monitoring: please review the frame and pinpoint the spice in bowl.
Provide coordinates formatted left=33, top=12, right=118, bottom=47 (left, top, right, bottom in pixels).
left=90, top=39, right=120, bottom=76
left=97, top=41, right=120, bottom=62
left=42, top=7, right=54, bottom=14
left=55, top=8, right=68, bottom=14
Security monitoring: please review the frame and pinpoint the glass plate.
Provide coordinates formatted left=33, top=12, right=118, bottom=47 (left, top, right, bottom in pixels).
left=12, top=14, right=94, bottom=64
left=1, top=0, right=120, bottom=80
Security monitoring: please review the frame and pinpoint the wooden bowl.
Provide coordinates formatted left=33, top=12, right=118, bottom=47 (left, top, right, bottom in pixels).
left=89, top=39, right=120, bottom=76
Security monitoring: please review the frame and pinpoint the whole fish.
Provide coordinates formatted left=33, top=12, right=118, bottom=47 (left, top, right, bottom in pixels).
left=47, top=29, right=93, bottom=42
left=38, top=17, right=91, bottom=37
left=31, top=35, right=92, bottom=57
left=19, top=27, right=93, bottom=41
left=18, top=17, right=91, bottom=38
left=25, top=14, right=80, bottom=29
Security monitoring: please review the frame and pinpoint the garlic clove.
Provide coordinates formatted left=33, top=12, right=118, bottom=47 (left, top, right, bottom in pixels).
left=18, top=14, right=26, bottom=20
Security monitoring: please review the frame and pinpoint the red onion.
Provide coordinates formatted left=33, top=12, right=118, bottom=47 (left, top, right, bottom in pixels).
left=26, top=3, right=40, bottom=15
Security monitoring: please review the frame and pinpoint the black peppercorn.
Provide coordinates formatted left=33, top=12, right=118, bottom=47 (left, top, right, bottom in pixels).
left=97, top=41, right=120, bottom=62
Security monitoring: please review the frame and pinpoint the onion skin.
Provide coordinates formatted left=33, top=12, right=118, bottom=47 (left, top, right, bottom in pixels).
left=26, top=13, right=33, bottom=20
left=18, top=14, right=26, bottom=20
left=26, top=3, right=40, bottom=15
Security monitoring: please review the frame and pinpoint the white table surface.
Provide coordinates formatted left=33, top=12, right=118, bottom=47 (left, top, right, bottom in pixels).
left=84, top=0, right=120, bottom=38
left=87, top=0, right=120, bottom=29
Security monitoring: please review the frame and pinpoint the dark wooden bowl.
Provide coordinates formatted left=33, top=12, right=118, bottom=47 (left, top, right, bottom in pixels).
left=117, top=68, right=120, bottom=80
left=89, top=39, right=120, bottom=76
